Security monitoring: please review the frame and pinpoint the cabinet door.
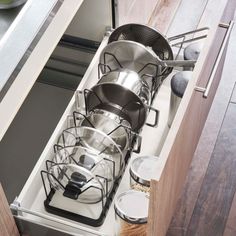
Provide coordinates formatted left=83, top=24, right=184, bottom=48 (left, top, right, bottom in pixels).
left=148, top=15, right=235, bottom=236
left=0, top=184, right=19, bottom=236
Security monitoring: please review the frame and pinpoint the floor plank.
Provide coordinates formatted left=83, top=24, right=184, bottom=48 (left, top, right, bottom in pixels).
left=148, top=0, right=182, bottom=34
left=223, top=190, right=236, bottom=236
left=167, top=0, right=209, bottom=37
left=186, top=102, right=236, bottom=236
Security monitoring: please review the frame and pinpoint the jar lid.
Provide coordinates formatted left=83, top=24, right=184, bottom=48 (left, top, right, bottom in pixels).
left=170, top=71, right=193, bottom=98
left=114, top=190, right=149, bottom=224
left=130, top=156, right=158, bottom=187
left=184, top=42, right=203, bottom=61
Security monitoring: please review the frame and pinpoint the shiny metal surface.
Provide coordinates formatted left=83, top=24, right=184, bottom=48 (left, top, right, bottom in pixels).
left=129, top=155, right=158, bottom=187
left=99, top=41, right=196, bottom=89
left=99, top=40, right=161, bottom=88
left=86, top=83, right=148, bottom=131
left=108, top=23, right=173, bottom=61
left=114, top=190, right=149, bottom=224
left=48, top=163, right=106, bottom=203
left=98, top=69, right=151, bottom=104
left=80, top=109, right=131, bottom=153
left=54, top=146, right=114, bottom=192
left=57, top=126, right=124, bottom=177
left=108, top=24, right=174, bottom=78
left=195, top=21, right=234, bottom=98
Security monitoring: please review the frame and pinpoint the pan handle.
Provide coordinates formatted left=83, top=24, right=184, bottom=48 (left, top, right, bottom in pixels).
left=145, top=106, right=159, bottom=127
left=132, top=133, right=142, bottom=153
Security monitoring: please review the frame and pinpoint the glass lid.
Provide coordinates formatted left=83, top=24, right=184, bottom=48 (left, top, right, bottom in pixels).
left=58, top=127, right=122, bottom=153
left=57, top=126, right=123, bottom=167
left=48, top=163, right=106, bottom=203
left=130, top=156, right=159, bottom=187
left=54, top=146, right=114, bottom=190
left=114, top=190, right=149, bottom=224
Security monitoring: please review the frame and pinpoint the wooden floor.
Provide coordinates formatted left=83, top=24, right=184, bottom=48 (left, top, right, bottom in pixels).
left=167, top=11, right=236, bottom=236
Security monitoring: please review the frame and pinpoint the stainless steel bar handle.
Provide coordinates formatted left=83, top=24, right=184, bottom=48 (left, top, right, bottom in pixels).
left=195, top=21, right=234, bottom=98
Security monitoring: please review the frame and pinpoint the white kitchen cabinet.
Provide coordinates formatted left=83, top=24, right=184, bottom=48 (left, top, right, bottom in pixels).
left=0, top=0, right=235, bottom=236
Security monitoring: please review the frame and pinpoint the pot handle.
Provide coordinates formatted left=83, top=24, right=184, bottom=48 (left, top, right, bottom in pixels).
left=145, top=106, right=159, bottom=127
left=132, top=133, right=142, bottom=153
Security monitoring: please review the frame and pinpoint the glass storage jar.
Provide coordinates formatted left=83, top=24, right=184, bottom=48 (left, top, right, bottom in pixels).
left=114, top=190, right=149, bottom=236
left=129, top=155, right=158, bottom=192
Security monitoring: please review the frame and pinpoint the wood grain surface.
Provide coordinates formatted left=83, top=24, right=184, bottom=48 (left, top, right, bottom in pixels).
left=223, top=189, right=236, bottom=236
left=167, top=1, right=236, bottom=235
left=148, top=1, right=233, bottom=234
left=0, top=184, right=19, bottom=236
left=148, top=0, right=182, bottom=34
left=186, top=103, right=236, bottom=236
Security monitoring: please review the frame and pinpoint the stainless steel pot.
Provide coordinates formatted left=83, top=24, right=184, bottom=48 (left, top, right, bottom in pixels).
left=98, top=69, right=151, bottom=105
left=108, top=23, right=174, bottom=78
left=99, top=40, right=195, bottom=91
left=99, top=40, right=161, bottom=90
left=84, top=83, right=159, bottom=131
left=79, top=109, right=131, bottom=153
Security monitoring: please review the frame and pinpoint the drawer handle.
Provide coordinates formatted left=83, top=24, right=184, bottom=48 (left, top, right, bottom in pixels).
left=195, top=21, right=234, bottom=98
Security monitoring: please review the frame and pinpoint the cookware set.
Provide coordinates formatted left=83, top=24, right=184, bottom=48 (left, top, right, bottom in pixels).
left=40, top=23, right=205, bottom=227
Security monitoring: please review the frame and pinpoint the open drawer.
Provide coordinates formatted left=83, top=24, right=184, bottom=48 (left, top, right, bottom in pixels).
left=0, top=0, right=235, bottom=236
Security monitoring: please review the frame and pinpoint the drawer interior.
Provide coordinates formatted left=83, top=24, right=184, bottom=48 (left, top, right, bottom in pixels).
left=0, top=1, right=214, bottom=235
left=10, top=35, right=209, bottom=236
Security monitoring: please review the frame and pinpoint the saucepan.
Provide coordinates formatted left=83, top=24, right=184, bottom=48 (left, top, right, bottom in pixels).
left=99, top=40, right=196, bottom=89
left=73, top=108, right=142, bottom=154
left=84, top=84, right=159, bottom=131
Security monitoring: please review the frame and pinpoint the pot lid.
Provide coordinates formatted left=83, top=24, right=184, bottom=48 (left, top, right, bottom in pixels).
left=54, top=145, right=114, bottom=182
left=114, top=190, right=149, bottom=224
left=57, top=127, right=124, bottom=176
left=48, top=163, right=105, bottom=203
left=130, top=156, right=159, bottom=187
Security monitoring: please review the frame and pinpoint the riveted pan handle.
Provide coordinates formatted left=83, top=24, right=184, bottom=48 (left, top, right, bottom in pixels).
left=132, top=133, right=142, bottom=153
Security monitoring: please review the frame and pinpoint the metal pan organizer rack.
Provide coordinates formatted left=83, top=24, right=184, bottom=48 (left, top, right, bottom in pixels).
left=40, top=93, right=144, bottom=226
left=40, top=25, right=208, bottom=227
